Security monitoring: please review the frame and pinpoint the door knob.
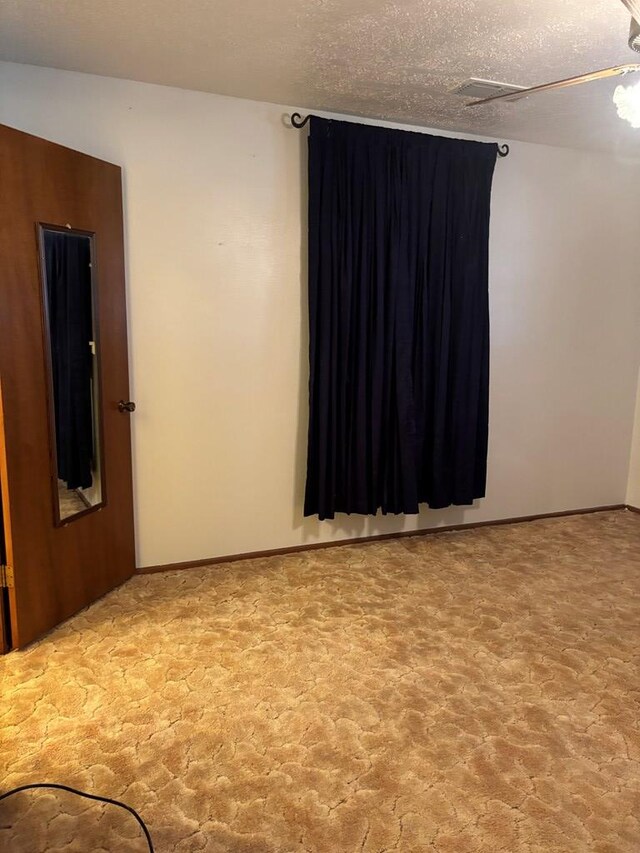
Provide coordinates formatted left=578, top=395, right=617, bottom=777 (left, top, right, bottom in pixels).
left=118, top=400, right=136, bottom=413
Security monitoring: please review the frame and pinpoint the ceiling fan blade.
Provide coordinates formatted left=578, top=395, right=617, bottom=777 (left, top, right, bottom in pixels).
left=466, top=64, right=640, bottom=106
left=619, top=0, right=640, bottom=22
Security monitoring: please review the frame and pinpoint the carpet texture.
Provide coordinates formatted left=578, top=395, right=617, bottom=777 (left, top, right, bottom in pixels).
left=1, top=510, right=639, bottom=852
left=57, top=480, right=88, bottom=521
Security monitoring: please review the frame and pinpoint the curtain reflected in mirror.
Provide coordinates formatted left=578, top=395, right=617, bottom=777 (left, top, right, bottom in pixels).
left=39, top=226, right=104, bottom=523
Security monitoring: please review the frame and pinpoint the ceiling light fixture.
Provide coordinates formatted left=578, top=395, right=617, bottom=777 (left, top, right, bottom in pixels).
left=613, top=79, right=640, bottom=127
left=629, top=16, right=640, bottom=51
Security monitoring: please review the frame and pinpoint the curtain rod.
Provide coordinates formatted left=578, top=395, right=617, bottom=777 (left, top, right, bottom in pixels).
left=289, top=113, right=510, bottom=157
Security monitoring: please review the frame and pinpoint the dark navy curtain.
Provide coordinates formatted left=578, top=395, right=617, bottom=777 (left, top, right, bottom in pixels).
left=304, top=117, right=497, bottom=520
left=44, top=231, right=94, bottom=490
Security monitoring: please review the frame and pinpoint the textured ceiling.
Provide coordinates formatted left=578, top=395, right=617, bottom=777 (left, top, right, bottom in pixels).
left=2, top=0, right=640, bottom=154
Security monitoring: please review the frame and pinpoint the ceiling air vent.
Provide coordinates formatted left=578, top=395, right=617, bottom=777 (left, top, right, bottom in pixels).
left=452, top=79, right=527, bottom=100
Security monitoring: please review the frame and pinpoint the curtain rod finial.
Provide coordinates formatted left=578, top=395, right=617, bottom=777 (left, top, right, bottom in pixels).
left=291, top=112, right=311, bottom=129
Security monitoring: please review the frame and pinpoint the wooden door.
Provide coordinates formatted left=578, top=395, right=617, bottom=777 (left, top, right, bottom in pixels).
left=0, top=124, right=135, bottom=649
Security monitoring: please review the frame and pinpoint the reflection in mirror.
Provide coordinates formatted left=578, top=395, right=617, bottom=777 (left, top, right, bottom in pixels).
left=40, top=227, right=104, bottom=523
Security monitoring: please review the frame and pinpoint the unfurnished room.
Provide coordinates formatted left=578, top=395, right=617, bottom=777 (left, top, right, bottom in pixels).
left=1, top=1, right=640, bottom=851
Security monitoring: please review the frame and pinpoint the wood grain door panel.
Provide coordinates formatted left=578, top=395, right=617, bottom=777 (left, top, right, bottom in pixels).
left=0, top=124, right=135, bottom=649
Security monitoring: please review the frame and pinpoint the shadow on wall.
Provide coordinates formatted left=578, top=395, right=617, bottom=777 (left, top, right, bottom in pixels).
left=288, top=114, right=471, bottom=542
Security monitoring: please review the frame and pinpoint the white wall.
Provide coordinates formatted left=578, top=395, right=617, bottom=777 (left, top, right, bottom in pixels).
left=627, top=368, right=640, bottom=509
left=2, top=61, right=640, bottom=568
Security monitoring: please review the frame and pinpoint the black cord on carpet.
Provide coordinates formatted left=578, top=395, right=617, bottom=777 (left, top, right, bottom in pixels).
left=0, top=782, right=154, bottom=852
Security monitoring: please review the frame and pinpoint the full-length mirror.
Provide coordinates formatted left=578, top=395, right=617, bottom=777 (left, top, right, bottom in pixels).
left=39, top=225, right=104, bottom=523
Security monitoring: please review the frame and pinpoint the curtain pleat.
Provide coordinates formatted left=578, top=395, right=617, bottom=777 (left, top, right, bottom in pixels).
left=304, top=117, right=497, bottom=520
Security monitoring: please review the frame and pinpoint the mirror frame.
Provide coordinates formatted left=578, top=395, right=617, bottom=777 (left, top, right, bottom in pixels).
left=36, top=222, right=107, bottom=527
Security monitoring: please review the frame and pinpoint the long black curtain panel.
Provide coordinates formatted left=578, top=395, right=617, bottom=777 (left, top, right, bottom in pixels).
left=45, top=231, right=95, bottom=490
left=304, top=117, right=498, bottom=520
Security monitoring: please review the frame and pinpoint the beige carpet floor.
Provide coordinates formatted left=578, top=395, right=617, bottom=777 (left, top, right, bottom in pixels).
left=57, top=480, right=88, bottom=521
left=1, top=510, right=640, bottom=853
